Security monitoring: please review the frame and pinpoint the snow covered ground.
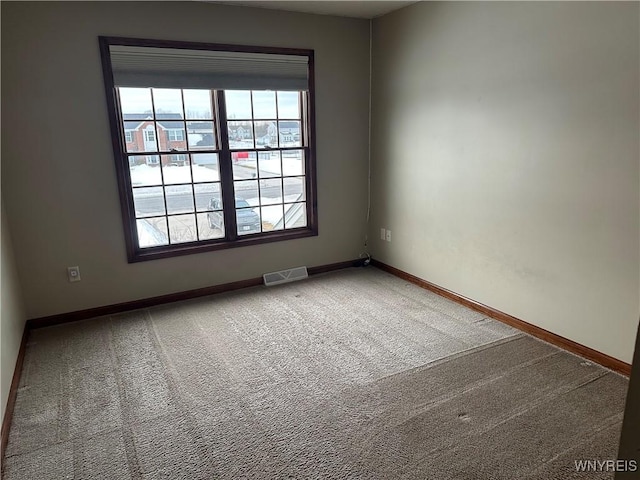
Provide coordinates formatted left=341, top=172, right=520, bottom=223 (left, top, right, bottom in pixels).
left=130, top=164, right=219, bottom=186
left=255, top=156, right=304, bottom=177
left=129, top=154, right=303, bottom=186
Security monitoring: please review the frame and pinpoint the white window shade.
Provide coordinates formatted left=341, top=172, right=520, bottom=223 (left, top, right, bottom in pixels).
left=109, top=45, right=310, bottom=91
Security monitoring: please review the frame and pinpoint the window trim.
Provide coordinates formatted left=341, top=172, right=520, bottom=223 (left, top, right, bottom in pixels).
left=99, top=36, right=317, bottom=263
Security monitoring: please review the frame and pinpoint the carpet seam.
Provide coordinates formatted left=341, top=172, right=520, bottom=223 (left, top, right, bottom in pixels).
left=388, top=370, right=615, bottom=478
left=371, top=333, right=527, bottom=384
left=521, top=412, right=625, bottom=478
left=107, top=316, right=143, bottom=480
left=423, top=371, right=612, bottom=458
left=143, top=311, right=213, bottom=473
left=341, top=275, right=487, bottom=352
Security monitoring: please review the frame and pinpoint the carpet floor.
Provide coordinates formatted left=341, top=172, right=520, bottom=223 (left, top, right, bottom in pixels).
left=3, top=267, right=628, bottom=479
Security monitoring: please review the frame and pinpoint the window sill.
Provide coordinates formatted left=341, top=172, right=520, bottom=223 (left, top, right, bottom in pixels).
left=128, top=226, right=318, bottom=263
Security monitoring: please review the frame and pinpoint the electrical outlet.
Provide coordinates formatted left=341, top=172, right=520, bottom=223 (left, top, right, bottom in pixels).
left=380, top=228, right=386, bottom=240
left=386, top=230, right=392, bottom=242
left=67, top=266, right=81, bottom=282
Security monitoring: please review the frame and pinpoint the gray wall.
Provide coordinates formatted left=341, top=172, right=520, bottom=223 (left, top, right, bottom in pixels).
left=1, top=201, right=26, bottom=419
left=1, top=2, right=370, bottom=318
left=370, top=2, right=639, bottom=363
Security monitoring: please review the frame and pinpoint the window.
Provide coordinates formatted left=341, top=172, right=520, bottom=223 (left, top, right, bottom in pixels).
left=167, top=129, right=185, bottom=141
left=173, top=154, right=188, bottom=163
left=143, top=128, right=155, bottom=142
left=100, top=37, right=316, bottom=262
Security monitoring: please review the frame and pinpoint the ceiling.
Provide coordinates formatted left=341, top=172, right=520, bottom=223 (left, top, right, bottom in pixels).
left=209, top=1, right=416, bottom=19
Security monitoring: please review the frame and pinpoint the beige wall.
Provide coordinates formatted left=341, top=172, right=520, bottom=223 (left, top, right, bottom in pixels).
left=1, top=2, right=370, bottom=318
left=1, top=201, right=27, bottom=419
left=370, top=2, right=639, bottom=363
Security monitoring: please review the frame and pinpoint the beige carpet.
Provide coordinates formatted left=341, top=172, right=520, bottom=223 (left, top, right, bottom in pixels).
left=3, top=267, right=628, bottom=479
